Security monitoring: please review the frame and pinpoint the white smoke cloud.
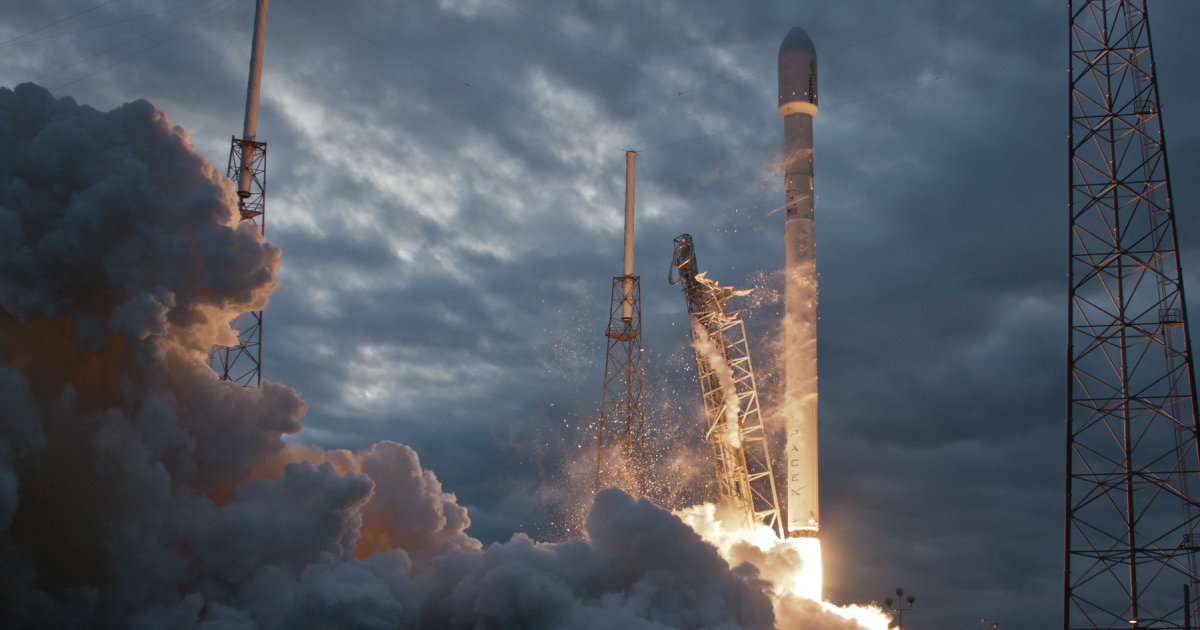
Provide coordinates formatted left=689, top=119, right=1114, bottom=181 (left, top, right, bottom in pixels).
left=690, top=318, right=742, bottom=448
left=0, top=83, right=882, bottom=630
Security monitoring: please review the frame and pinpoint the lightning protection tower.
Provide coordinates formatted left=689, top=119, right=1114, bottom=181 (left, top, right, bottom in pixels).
left=594, top=152, right=647, bottom=496
left=1066, top=2, right=1200, bottom=629
left=211, top=0, right=269, bottom=387
left=670, top=234, right=784, bottom=537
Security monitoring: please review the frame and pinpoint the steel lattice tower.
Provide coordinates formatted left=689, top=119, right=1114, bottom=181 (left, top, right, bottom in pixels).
left=1066, top=2, right=1200, bottom=628
left=209, top=139, right=267, bottom=387
left=209, top=0, right=269, bottom=388
left=670, top=235, right=784, bottom=537
left=594, top=276, right=647, bottom=495
left=594, top=152, right=647, bottom=495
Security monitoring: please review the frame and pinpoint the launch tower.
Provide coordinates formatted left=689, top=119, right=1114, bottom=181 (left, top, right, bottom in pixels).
left=1065, top=2, right=1200, bottom=628
left=594, top=152, right=647, bottom=496
left=210, top=0, right=269, bottom=387
left=670, top=234, right=785, bottom=537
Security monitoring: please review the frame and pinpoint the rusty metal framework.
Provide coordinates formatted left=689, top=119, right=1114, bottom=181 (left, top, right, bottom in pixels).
left=594, top=275, right=647, bottom=495
left=209, top=137, right=267, bottom=387
left=670, top=234, right=784, bottom=537
left=1066, top=2, right=1200, bottom=629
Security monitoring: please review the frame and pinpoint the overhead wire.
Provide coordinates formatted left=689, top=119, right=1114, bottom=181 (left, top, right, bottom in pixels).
left=0, top=0, right=126, bottom=48
left=491, top=0, right=678, bottom=93
left=49, top=0, right=239, bottom=92
left=642, top=51, right=1022, bottom=153
left=270, top=1, right=995, bottom=444
left=277, top=0, right=622, bottom=153
left=635, top=91, right=681, bottom=149
left=0, top=0, right=227, bottom=50
left=181, top=0, right=254, bottom=125
left=33, top=0, right=235, bottom=85
left=675, top=3, right=972, bottom=96
left=268, top=1, right=651, bottom=451
left=417, top=170, right=600, bottom=454
left=57, top=1, right=1008, bottom=448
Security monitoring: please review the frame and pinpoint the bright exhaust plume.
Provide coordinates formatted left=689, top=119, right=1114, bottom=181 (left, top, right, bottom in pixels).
left=678, top=504, right=890, bottom=630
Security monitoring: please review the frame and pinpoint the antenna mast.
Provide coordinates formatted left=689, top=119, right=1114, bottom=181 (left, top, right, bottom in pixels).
left=211, top=0, right=269, bottom=387
left=1065, top=2, right=1200, bottom=628
left=594, top=152, right=647, bottom=495
left=670, top=234, right=784, bottom=537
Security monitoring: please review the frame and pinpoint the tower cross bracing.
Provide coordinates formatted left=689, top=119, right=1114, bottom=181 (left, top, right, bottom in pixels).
left=209, top=0, right=269, bottom=388
left=671, top=234, right=784, bottom=537
left=594, top=151, right=648, bottom=496
left=594, top=276, right=647, bottom=495
left=1066, top=2, right=1200, bottom=628
left=209, top=138, right=267, bottom=387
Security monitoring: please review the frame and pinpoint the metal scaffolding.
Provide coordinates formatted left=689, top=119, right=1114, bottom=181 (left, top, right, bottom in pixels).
left=594, top=276, right=647, bottom=495
left=594, top=151, right=647, bottom=496
left=670, top=234, right=784, bottom=537
left=1066, top=2, right=1200, bottom=628
left=209, top=0, right=269, bottom=388
left=209, top=138, right=267, bottom=387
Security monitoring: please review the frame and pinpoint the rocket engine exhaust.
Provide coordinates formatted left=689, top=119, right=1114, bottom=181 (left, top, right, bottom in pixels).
left=779, top=26, right=820, bottom=538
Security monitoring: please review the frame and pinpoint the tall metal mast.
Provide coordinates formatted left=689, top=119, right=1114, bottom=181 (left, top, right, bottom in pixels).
left=211, top=0, right=269, bottom=387
left=594, top=152, right=647, bottom=495
left=1066, top=2, right=1200, bottom=628
left=670, top=234, right=784, bottom=538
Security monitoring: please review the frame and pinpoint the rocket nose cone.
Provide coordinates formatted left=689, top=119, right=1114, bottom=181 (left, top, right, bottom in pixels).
left=778, top=26, right=818, bottom=112
left=779, top=27, right=816, bottom=58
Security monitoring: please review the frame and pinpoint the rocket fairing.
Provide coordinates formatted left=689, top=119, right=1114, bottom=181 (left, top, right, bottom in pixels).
left=778, top=27, right=819, bottom=538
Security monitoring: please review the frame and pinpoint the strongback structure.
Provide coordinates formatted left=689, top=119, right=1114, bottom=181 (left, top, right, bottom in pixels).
left=670, top=235, right=784, bottom=538
left=211, top=0, right=269, bottom=387
left=1066, top=2, right=1200, bottom=629
left=594, top=152, right=647, bottom=495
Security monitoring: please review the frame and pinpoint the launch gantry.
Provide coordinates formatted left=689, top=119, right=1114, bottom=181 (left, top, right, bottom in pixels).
left=670, top=234, right=784, bottom=538
left=210, top=0, right=269, bottom=388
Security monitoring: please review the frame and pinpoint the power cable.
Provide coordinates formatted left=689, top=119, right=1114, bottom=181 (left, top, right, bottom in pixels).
left=635, top=91, right=681, bottom=148
left=32, top=0, right=234, bottom=84
left=0, top=0, right=226, bottom=50
left=181, top=0, right=254, bottom=126
left=643, top=51, right=1020, bottom=152
left=270, top=3, right=663, bottom=455
left=644, top=119, right=772, bottom=152
left=418, top=182, right=598, bottom=454
left=50, top=0, right=239, bottom=92
left=638, top=153, right=725, bottom=217
left=676, top=3, right=973, bottom=96
left=637, top=166, right=685, bottom=236
left=277, top=0, right=623, bottom=153
left=491, top=0, right=678, bottom=93
left=679, top=68, right=772, bottom=96
left=0, top=0, right=125, bottom=47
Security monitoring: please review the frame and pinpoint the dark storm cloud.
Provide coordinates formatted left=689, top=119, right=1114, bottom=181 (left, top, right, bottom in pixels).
left=0, top=82, right=889, bottom=630
left=4, top=1, right=1200, bottom=629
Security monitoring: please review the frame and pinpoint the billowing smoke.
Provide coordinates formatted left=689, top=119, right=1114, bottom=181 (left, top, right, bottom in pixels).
left=0, top=83, right=879, bottom=630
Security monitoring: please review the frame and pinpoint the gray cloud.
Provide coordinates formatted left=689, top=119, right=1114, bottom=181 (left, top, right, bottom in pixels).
left=0, top=80, right=885, bottom=630
left=4, top=1, right=1200, bottom=628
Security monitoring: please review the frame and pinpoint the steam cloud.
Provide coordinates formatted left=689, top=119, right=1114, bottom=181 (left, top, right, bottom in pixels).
left=690, top=319, right=742, bottom=448
left=0, top=84, right=877, bottom=630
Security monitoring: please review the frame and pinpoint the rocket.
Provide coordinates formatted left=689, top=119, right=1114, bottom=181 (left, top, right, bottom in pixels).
left=779, top=27, right=819, bottom=538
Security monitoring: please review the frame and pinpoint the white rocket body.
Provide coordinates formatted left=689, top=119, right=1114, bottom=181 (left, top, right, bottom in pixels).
left=779, top=27, right=819, bottom=537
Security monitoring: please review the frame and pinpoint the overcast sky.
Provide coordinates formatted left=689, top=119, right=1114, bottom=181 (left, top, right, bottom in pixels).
left=4, top=1, right=1200, bottom=628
